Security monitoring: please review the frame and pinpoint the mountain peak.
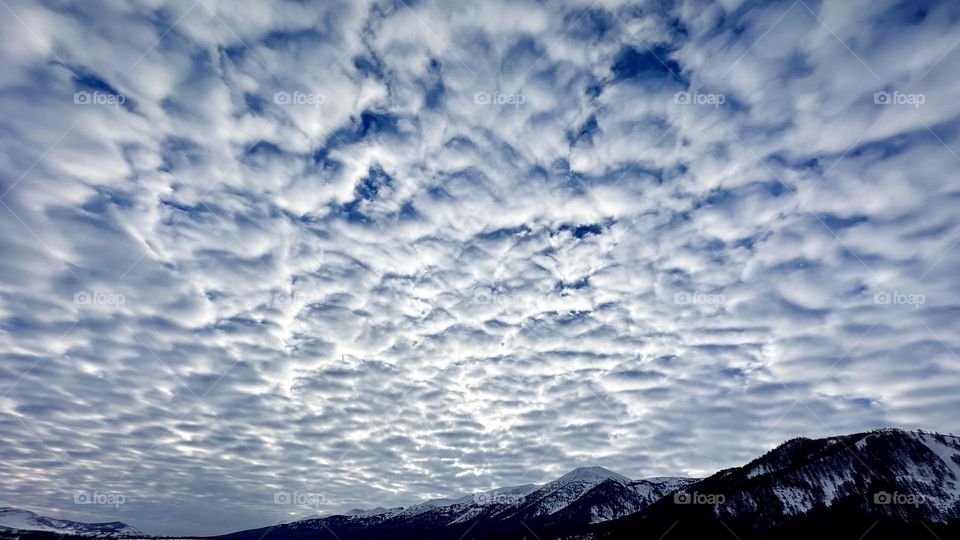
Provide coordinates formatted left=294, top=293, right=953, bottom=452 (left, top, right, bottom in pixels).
left=556, top=466, right=631, bottom=485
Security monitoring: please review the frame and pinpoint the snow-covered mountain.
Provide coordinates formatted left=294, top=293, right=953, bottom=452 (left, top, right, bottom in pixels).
left=597, top=429, right=960, bottom=540
left=493, top=467, right=694, bottom=526
left=9, top=428, right=959, bottom=540
left=341, top=507, right=393, bottom=518
left=219, top=429, right=960, bottom=540
left=342, top=466, right=684, bottom=526
left=223, top=467, right=695, bottom=540
left=697, top=428, right=960, bottom=523
left=550, top=476, right=695, bottom=524
left=520, top=466, right=632, bottom=517
left=0, top=508, right=142, bottom=537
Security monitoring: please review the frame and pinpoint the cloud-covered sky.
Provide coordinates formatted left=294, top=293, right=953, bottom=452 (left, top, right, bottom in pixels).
left=1, top=0, right=959, bottom=535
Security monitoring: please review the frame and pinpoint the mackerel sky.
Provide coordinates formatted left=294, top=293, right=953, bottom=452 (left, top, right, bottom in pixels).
left=1, top=0, right=959, bottom=535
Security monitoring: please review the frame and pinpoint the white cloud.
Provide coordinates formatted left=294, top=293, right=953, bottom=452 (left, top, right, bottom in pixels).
left=0, top=0, right=959, bottom=535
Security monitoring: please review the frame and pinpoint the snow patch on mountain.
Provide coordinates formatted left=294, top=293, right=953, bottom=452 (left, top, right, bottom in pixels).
left=773, top=486, right=815, bottom=515
left=745, top=463, right=772, bottom=479
left=576, top=477, right=698, bottom=524
left=911, top=431, right=960, bottom=514
left=343, top=507, right=392, bottom=517
left=628, top=477, right=693, bottom=496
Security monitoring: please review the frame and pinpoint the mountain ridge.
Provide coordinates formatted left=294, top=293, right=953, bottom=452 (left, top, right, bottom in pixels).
left=4, top=428, right=959, bottom=540
left=219, top=428, right=960, bottom=540
left=0, top=507, right=142, bottom=537
left=593, top=428, right=960, bottom=540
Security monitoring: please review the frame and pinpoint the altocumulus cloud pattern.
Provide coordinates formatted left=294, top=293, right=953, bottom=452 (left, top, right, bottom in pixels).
left=0, top=0, right=959, bottom=535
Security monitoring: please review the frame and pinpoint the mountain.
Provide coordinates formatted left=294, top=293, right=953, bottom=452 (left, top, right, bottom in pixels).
left=516, top=466, right=632, bottom=519
left=593, top=428, right=960, bottom=539
left=219, top=429, right=960, bottom=540
left=0, top=508, right=142, bottom=537
left=220, top=467, right=695, bottom=540
left=548, top=476, right=694, bottom=526
left=490, top=468, right=693, bottom=529
left=7, top=429, right=960, bottom=540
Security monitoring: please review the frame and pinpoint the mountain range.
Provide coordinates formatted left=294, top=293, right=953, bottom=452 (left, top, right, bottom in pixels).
left=229, top=467, right=695, bottom=540
left=0, top=508, right=141, bottom=537
left=3, top=429, right=959, bottom=539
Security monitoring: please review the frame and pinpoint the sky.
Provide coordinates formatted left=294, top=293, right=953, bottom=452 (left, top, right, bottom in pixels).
left=0, top=0, right=959, bottom=535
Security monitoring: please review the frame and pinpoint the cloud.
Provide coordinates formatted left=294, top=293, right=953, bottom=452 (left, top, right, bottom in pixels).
left=1, top=0, right=959, bottom=535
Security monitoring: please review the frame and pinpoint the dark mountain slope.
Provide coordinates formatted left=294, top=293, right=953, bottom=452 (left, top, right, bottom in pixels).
left=590, top=429, right=960, bottom=540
